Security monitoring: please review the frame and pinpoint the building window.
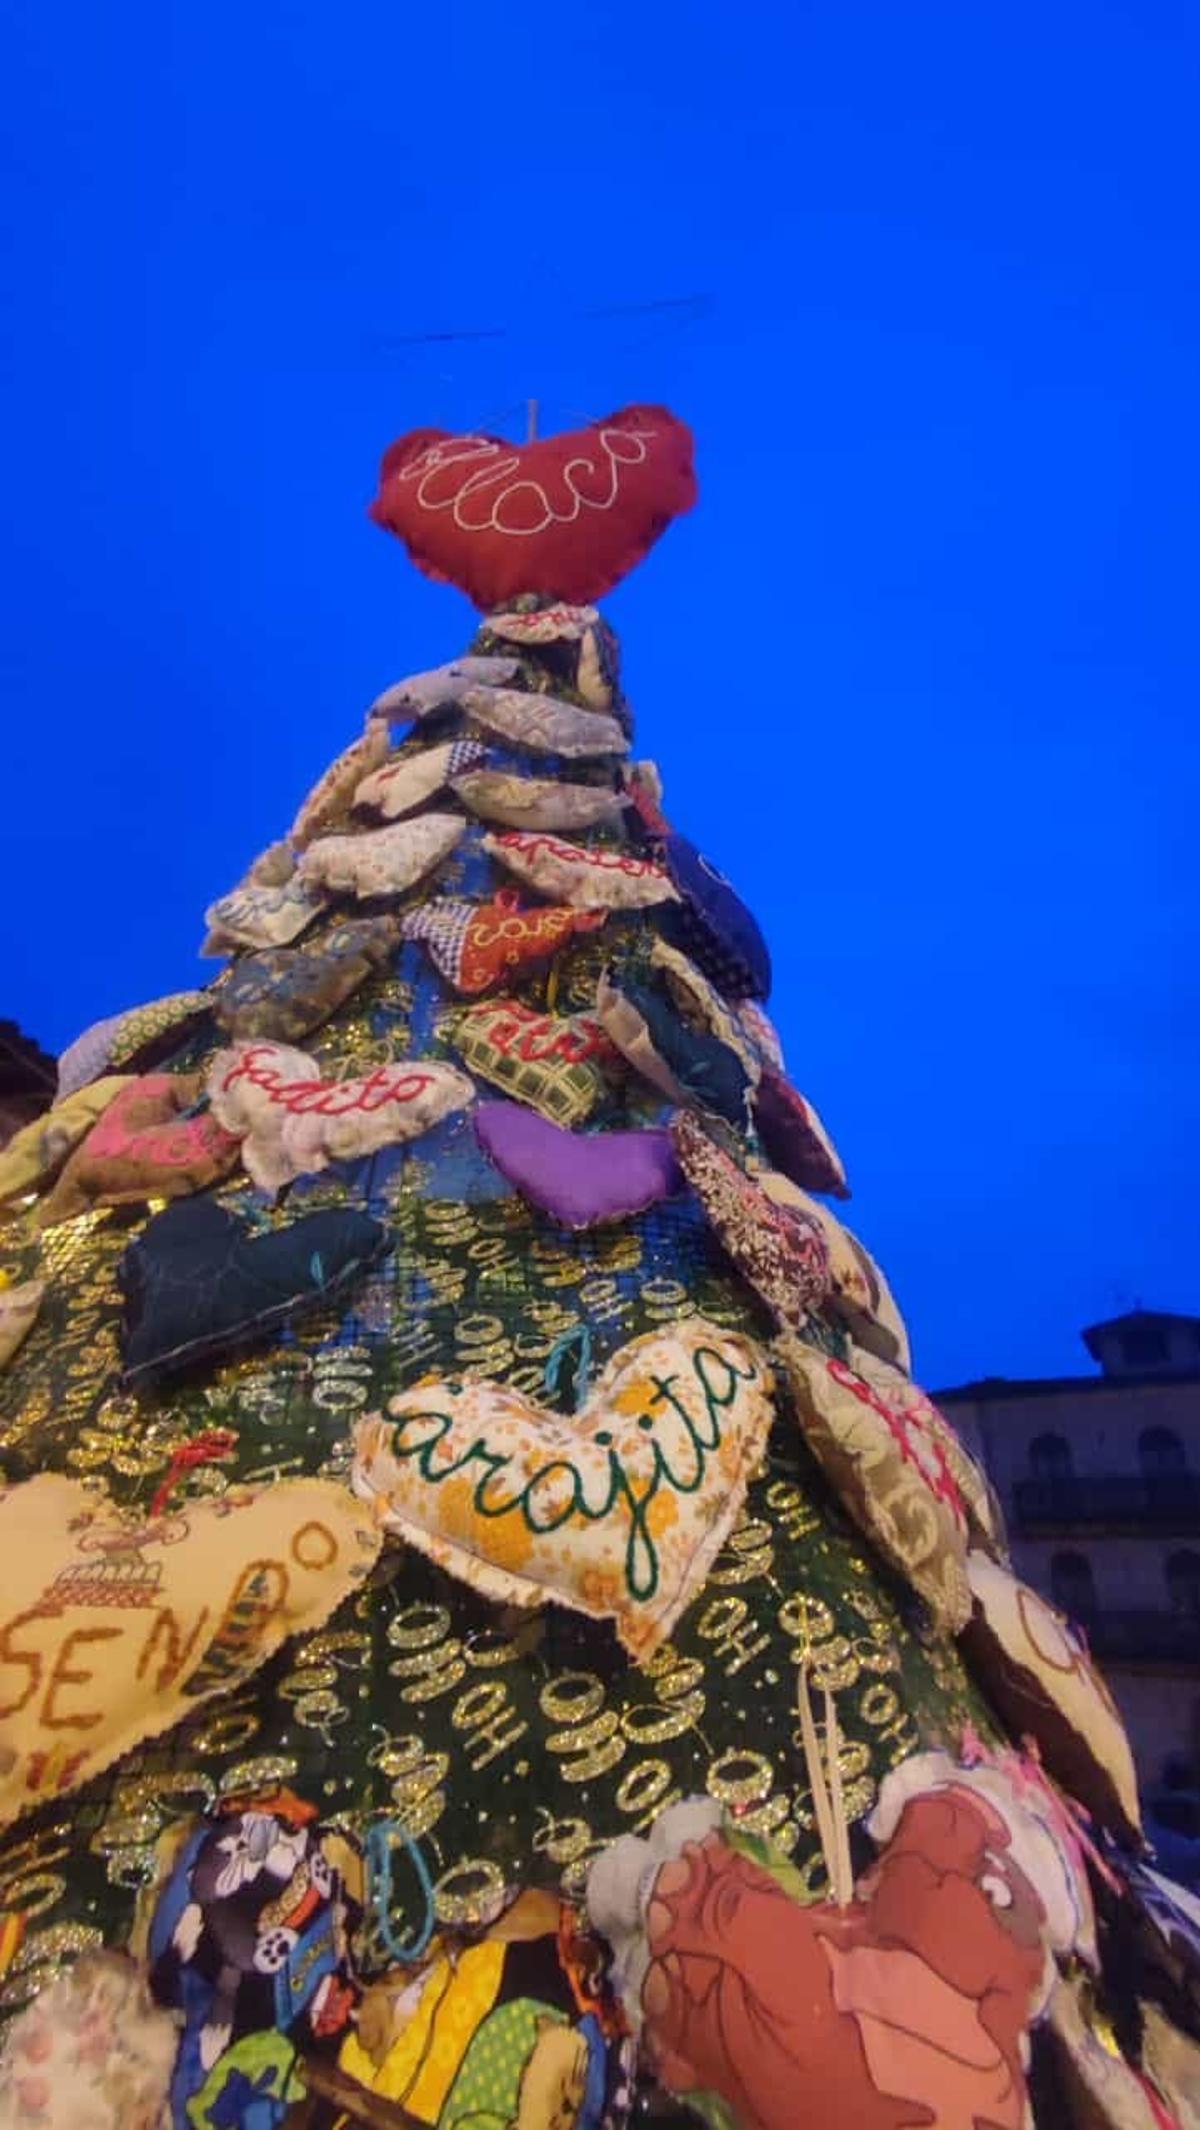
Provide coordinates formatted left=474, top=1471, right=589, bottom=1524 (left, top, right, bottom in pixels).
left=1051, top=1550, right=1097, bottom=1623
left=1166, top=1551, right=1200, bottom=1619
left=1119, top=1322, right=1170, bottom=1370
left=1139, top=1426, right=1187, bottom=1478
left=1030, top=1432, right=1073, bottom=1480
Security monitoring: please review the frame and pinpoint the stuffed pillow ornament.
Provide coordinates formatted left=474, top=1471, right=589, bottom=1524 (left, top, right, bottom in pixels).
left=369, top=405, right=697, bottom=609
left=451, top=767, right=625, bottom=834
left=474, top=1102, right=682, bottom=1229
left=958, top=1550, right=1142, bottom=1843
left=57, top=990, right=212, bottom=1097
left=658, top=832, right=772, bottom=1001
left=0, top=1953, right=180, bottom=2130
left=401, top=889, right=606, bottom=997
left=597, top=969, right=753, bottom=1127
left=0, top=1076, right=133, bottom=1203
left=117, top=1196, right=392, bottom=1385
left=461, top=685, right=627, bottom=760
left=752, top=1064, right=849, bottom=1199
left=352, top=1318, right=773, bottom=1658
left=0, top=1472, right=381, bottom=1826
left=484, top=831, right=677, bottom=911
left=672, top=1110, right=830, bottom=1328
left=775, top=1331, right=973, bottom=1633
left=289, top=715, right=392, bottom=845
left=353, top=736, right=487, bottom=821
left=203, top=875, right=328, bottom=957
left=36, top=1072, right=241, bottom=1227
left=369, top=654, right=519, bottom=721
left=207, top=1040, right=474, bottom=1195
left=449, top=997, right=622, bottom=1127
left=296, top=813, right=466, bottom=900
left=480, top=598, right=622, bottom=714
left=212, top=914, right=400, bottom=1044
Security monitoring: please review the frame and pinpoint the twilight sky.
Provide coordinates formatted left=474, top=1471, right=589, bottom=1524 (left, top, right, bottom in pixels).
left=1, top=2, right=1197, bottom=1389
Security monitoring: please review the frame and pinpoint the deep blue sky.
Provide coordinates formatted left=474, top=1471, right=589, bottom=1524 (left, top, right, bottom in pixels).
left=2, top=3, right=1197, bottom=1388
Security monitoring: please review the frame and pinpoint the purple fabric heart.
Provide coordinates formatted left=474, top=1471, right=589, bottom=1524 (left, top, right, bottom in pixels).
left=473, top=1102, right=682, bottom=1230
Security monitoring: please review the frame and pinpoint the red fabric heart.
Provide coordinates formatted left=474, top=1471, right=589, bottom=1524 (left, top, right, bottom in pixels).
left=369, top=405, right=697, bottom=608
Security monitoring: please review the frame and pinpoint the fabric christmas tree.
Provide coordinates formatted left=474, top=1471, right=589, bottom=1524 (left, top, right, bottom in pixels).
left=0, top=406, right=1196, bottom=2130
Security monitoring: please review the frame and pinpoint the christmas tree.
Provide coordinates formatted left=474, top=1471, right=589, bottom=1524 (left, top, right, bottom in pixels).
left=0, top=406, right=1196, bottom=2130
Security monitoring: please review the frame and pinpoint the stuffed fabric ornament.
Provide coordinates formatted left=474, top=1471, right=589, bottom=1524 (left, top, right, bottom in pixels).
left=331, top=1889, right=627, bottom=2130
left=753, top=1063, right=849, bottom=1199
left=36, top=1071, right=241, bottom=1227
left=450, top=997, right=621, bottom=1126
left=451, top=767, right=625, bottom=833
left=474, top=1102, right=682, bottom=1229
left=0, top=1473, right=381, bottom=1826
left=57, top=991, right=212, bottom=1098
left=481, top=601, right=621, bottom=715
left=369, top=655, right=519, bottom=720
left=754, top=1170, right=914, bottom=1376
left=207, top=1040, right=474, bottom=1195
left=776, top=1333, right=972, bottom=1632
left=296, top=812, right=466, bottom=900
left=485, top=831, right=677, bottom=911
left=596, top=969, right=753, bottom=1127
left=672, top=1111, right=830, bottom=1329
left=0, top=1951, right=179, bottom=2130
left=959, top=1551, right=1141, bottom=1842
left=369, top=405, right=697, bottom=608
left=148, top=1790, right=362, bottom=2127
left=658, top=833, right=772, bottom=1001
left=0, top=1075, right=133, bottom=1203
left=212, top=915, right=400, bottom=1044
left=289, top=715, right=392, bottom=846
left=587, top=1750, right=1092, bottom=2130
left=401, top=888, right=606, bottom=997
left=353, top=736, right=487, bottom=820
left=118, top=1197, right=392, bottom=1385
left=648, top=936, right=762, bottom=1084
left=352, top=1319, right=773, bottom=1659
left=0, top=1278, right=44, bottom=1371
left=462, top=685, right=627, bottom=760
left=203, top=875, right=328, bottom=957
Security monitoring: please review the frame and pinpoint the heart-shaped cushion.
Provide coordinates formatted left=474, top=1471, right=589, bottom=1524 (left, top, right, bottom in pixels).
left=207, top=1042, right=474, bottom=1194
left=671, top=1110, right=830, bottom=1328
left=353, top=736, right=487, bottom=821
left=596, top=969, right=753, bottom=1127
left=452, top=768, right=624, bottom=833
left=484, top=832, right=677, bottom=911
left=369, top=406, right=697, bottom=609
left=296, top=813, right=466, bottom=900
left=775, top=1333, right=972, bottom=1633
left=36, top=1072, right=242, bottom=1228
left=401, top=889, right=605, bottom=996
left=57, top=991, right=213, bottom=1098
left=649, top=937, right=763, bottom=1084
left=0, top=1076, right=134, bottom=1204
left=479, top=600, right=622, bottom=712
left=212, top=915, right=400, bottom=1044
left=474, top=1101, right=682, bottom=1229
left=0, top=1953, right=180, bottom=2130
left=0, top=1279, right=44, bottom=1371
left=958, top=1551, right=1141, bottom=1842
left=450, top=997, right=621, bottom=1127
left=462, top=686, right=627, bottom=759
left=352, top=1317, right=772, bottom=1658
left=753, top=1065, right=849, bottom=1199
left=289, top=716, right=392, bottom=846
left=369, top=655, right=520, bottom=720
left=0, top=1471, right=381, bottom=1827
left=203, top=876, right=328, bottom=958
left=658, top=833, right=772, bottom=1001
left=117, top=1196, right=391, bottom=1384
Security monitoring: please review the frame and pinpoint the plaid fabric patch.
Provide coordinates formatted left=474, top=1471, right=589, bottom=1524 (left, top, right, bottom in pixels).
left=452, top=999, right=616, bottom=1126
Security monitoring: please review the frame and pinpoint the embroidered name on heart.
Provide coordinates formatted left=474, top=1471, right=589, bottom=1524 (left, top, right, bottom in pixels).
left=352, top=1319, right=773, bottom=1658
left=401, top=889, right=605, bottom=996
left=208, top=1042, right=474, bottom=1194
left=484, top=832, right=678, bottom=910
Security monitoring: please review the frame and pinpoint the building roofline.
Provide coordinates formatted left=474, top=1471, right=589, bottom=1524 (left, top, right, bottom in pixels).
left=935, top=1370, right=1200, bottom=1403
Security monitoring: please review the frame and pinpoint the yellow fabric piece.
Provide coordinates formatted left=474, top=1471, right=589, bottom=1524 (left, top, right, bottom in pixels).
left=107, top=990, right=209, bottom=1067
left=0, top=1473, right=382, bottom=1830
left=0, top=1078, right=133, bottom=1205
left=353, top=1319, right=774, bottom=1660
left=340, top=1942, right=505, bottom=2118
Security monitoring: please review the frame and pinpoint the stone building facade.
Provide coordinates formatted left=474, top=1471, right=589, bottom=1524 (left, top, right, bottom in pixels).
left=937, top=1311, right=1200, bottom=1798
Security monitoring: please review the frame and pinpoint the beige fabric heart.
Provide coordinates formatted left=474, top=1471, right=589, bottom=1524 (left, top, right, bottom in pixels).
left=0, top=1473, right=381, bottom=1829
left=484, top=831, right=678, bottom=910
left=290, top=716, right=392, bottom=845
left=297, top=813, right=466, bottom=899
left=208, top=1040, right=475, bottom=1194
left=451, top=769, right=624, bottom=833
left=352, top=1319, right=774, bottom=1658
